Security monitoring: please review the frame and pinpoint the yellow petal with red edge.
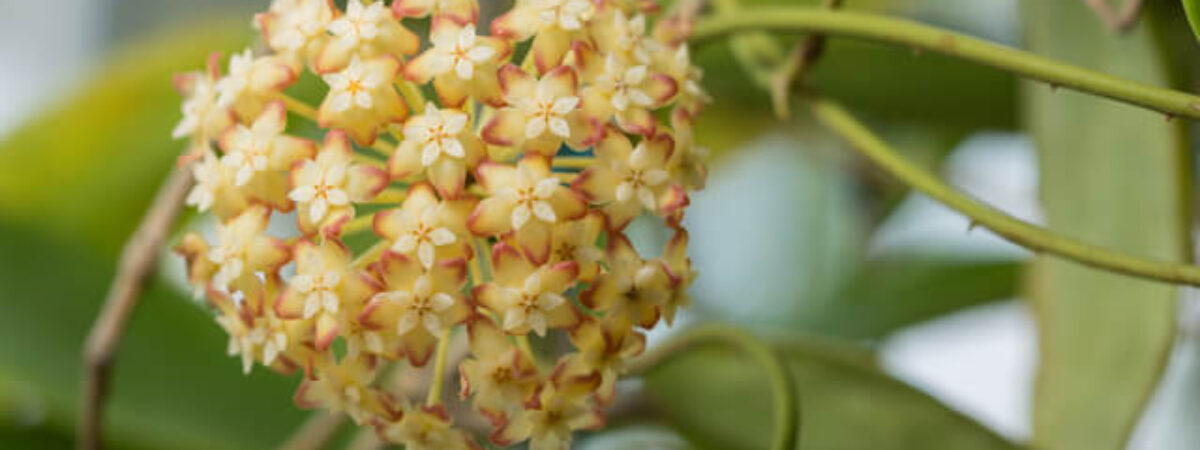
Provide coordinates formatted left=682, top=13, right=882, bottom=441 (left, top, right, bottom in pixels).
left=403, top=50, right=439, bottom=84
left=514, top=221, right=552, bottom=265
left=491, top=8, right=538, bottom=41
left=467, top=196, right=515, bottom=236
left=489, top=242, right=534, bottom=286
left=402, top=182, right=440, bottom=214
left=274, top=286, right=306, bottom=319
left=541, top=261, right=580, bottom=293
left=431, top=258, right=468, bottom=291
left=401, top=328, right=438, bottom=367
left=389, top=140, right=423, bottom=180
left=532, top=30, right=572, bottom=75
left=360, top=295, right=403, bottom=330
left=433, top=73, right=471, bottom=108
left=314, top=313, right=339, bottom=351
left=346, top=165, right=389, bottom=201
left=373, top=251, right=423, bottom=291
left=497, top=64, right=536, bottom=100
left=481, top=108, right=526, bottom=147
left=489, top=412, right=533, bottom=447
left=616, top=107, right=657, bottom=136
left=539, top=65, right=578, bottom=97
left=429, top=157, right=468, bottom=199
left=549, top=186, right=587, bottom=222
left=645, top=72, right=679, bottom=106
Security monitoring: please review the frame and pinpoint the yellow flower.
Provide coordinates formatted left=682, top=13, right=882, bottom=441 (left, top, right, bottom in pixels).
left=288, top=131, right=389, bottom=237
left=317, top=56, right=409, bottom=145
left=374, top=183, right=475, bottom=269
left=359, top=252, right=470, bottom=366
left=186, top=150, right=249, bottom=220
left=389, top=105, right=486, bottom=198
left=404, top=23, right=509, bottom=107
left=294, top=355, right=397, bottom=425
left=393, top=0, right=479, bottom=24
left=205, top=206, right=290, bottom=291
left=254, top=0, right=335, bottom=69
left=218, top=101, right=316, bottom=211
left=493, top=0, right=596, bottom=74
left=458, top=316, right=541, bottom=423
left=579, top=53, right=677, bottom=136
left=381, top=405, right=479, bottom=450
left=564, top=318, right=645, bottom=404
left=660, top=227, right=694, bottom=326
left=315, top=0, right=420, bottom=73
left=474, top=243, right=582, bottom=337
left=580, top=234, right=673, bottom=329
left=215, top=48, right=297, bottom=121
left=490, top=370, right=604, bottom=450
left=573, top=131, right=674, bottom=230
left=482, top=66, right=598, bottom=156
left=549, top=212, right=605, bottom=282
left=468, top=155, right=586, bottom=264
left=275, top=239, right=382, bottom=350
left=172, top=53, right=234, bottom=161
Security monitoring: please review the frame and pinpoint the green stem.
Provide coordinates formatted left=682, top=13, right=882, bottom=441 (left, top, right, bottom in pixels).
left=425, top=328, right=452, bottom=406
left=628, top=324, right=798, bottom=450
left=808, top=96, right=1200, bottom=286
left=692, top=8, right=1200, bottom=120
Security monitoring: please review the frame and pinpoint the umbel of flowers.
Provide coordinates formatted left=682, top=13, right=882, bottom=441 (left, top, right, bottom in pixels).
left=172, top=0, right=708, bottom=448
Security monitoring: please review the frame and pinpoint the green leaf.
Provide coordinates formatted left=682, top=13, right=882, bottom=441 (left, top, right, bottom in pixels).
left=1020, top=2, right=1191, bottom=449
left=643, top=334, right=1017, bottom=450
left=0, top=19, right=315, bottom=450
left=1183, top=0, right=1200, bottom=42
left=801, top=258, right=1022, bottom=340
left=0, top=19, right=251, bottom=255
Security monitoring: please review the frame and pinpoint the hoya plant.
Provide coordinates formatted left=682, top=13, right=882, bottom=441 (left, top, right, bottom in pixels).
left=20, top=0, right=1200, bottom=449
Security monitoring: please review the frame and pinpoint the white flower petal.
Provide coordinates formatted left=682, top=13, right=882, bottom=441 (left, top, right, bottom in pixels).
left=532, top=201, right=557, bottom=223
left=528, top=312, right=548, bottom=336
left=551, top=96, right=580, bottom=114
left=524, top=118, right=547, bottom=139
left=397, top=312, right=419, bottom=334
left=503, top=308, right=527, bottom=331
left=430, top=227, right=456, bottom=246
left=548, top=117, right=571, bottom=138
left=309, top=197, right=329, bottom=223
left=455, top=59, right=474, bottom=80
left=511, top=204, right=532, bottom=230
left=393, top=234, right=417, bottom=253
left=289, top=185, right=317, bottom=202
left=421, top=142, right=441, bottom=167
left=442, top=138, right=465, bottom=158
left=418, top=241, right=436, bottom=268
left=422, top=314, right=442, bottom=335
left=430, top=293, right=455, bottom=311
left=326, top=188, right=349, bottom=206
left=303, top=294, right=321, bottom=319
left=615, top=183, right=634, bottom=202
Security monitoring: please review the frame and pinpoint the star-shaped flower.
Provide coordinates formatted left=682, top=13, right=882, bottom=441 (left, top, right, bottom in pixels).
left=405, top=23, right=509, bottom=107
left=482, top=65, right=598, bottom=156
left=215, top=48, right=297, bottom=121
left=315, top=0, right=420, bottom=73
left=373, top=183, right=475, bottom=269
left=275, top=239, right=382, bottom=350
left=469, top=155, right=587, bottom=264
left=288, top=130, right=389, bottom=236
left=389, top=105, right=485, bottom=198
left=359, top=252, right=470, bottom=366
left=573, top=131, right=676, bottom=230
left=318, top=56, right=410, bottom=145
left=473, top=243, right=581, bottom=337
left=218, top=101, right=316, bottom=210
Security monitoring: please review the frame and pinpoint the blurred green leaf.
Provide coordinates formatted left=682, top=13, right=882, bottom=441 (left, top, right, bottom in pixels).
left=0, top=18, right=314, bottom=450
left=1021, top=2, right=1191, bottom=449
left=643, top=334, right=1017, bottom=450
left=1183, top=0, right=1200, bottom=42
left=0, top=19, right=250, bottom=255
left=801, top=258, right=1022, bottom=340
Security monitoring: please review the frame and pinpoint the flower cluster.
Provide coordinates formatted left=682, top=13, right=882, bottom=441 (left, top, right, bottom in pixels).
left=173, top=0, right=708, bottom=448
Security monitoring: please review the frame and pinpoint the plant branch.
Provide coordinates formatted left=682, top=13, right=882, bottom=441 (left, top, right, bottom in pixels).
left=807, top=95, right=1200, bottom=286
left=628, top=324, right=798, bottom=450
left=691, top=7, right=1200, bottom=120
left=79, top=166, right=194, bottom=450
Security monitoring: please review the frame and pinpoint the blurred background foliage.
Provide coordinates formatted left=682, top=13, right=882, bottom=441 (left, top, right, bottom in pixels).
left=1, top=0, right=1198, bottom=449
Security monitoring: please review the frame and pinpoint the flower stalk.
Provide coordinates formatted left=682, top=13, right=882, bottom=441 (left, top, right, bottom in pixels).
left=693, top=7, right=1200, bottom=120
left=808, top=95, right=1200, bottom=286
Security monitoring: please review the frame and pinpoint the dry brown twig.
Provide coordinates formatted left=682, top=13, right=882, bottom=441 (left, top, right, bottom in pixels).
left=1084, top=0, right=1146, bottom=32
left=78, top=166, right=193, bottom=450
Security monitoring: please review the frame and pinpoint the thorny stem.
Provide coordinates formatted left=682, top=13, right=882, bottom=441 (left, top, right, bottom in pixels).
left=627, top=324, right=798, bottom=450
left=691, top=7, right=1200, bottom=120
left=807, top=96, right=1200, bottom=286
left=79, top=166, right=194, bottom=450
